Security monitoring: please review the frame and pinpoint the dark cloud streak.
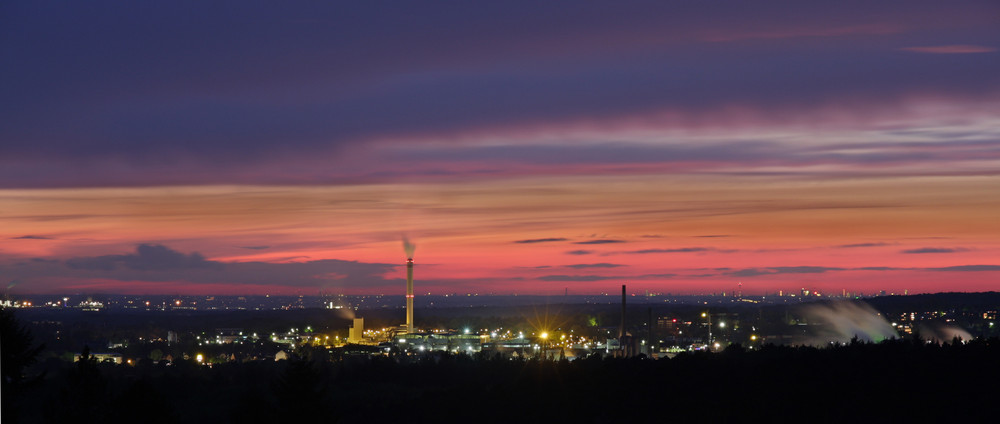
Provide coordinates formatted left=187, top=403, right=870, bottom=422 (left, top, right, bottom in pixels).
left=573, top=239, right=626, bottom=245
left=538, top=275, right=617, bottom=282
left=565, top=263, right=623, bottom=269
left=624, top=247, right=714, bottom=254
left=927, top=265, right=1000, bottom=272
left=901, top=247, right=967, bottom=254
left=514, top=238, right=568, bottom=244
left=835, top=242, right=888, bottom=248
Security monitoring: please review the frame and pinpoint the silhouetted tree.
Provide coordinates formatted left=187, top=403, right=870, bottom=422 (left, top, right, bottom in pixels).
left=46, top=345, right=110, bottom=424
left=1, top=308, right=45, bottom=422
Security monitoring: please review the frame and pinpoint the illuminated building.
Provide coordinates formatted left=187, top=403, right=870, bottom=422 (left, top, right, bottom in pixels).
left=348, top=318, right=365, bottom=343
left=74, top=352, right=123, bottom=364
left=393, top=332, right=482, bottom=353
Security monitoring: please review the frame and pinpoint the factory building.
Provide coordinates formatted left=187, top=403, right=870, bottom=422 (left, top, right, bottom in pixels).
left=74, top=352, right=123, bottom=364
left=348, top=318, right=364, bottom=343
left=393, top=332, right=482, bottom=353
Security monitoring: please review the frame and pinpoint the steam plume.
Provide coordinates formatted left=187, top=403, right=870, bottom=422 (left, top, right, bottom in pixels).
left=918, top=323, right=973, bottom=344
left=794, top=301, right=897, bottom=346
left=403, top=236, right=416, bottom=258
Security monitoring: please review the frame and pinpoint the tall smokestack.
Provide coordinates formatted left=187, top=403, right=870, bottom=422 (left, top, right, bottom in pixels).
left=620, top=284, right=626, bottom=339
left=402, top=237, right=416, bottom=334
left=406, top=258, right=414, bottom=333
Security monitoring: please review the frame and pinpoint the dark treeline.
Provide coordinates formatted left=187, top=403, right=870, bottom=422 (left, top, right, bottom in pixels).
left=5, top=307, right=999, bottom=423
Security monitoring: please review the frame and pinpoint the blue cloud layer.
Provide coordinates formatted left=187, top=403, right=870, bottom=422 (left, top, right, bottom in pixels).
left=1, top=1, right=997, bottom=187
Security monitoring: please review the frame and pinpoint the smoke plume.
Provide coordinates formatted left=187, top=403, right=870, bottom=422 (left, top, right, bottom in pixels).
left=402, top=236, right=416, bottom=258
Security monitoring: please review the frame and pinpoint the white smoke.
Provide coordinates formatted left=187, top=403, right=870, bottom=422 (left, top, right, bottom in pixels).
left=918, top=323, right=973, bottom=344
left=794, top=301, right=897, bottom=346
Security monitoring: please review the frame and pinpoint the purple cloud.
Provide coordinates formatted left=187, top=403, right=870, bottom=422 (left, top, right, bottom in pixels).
left=726, top=266, right=844, bottom=277
left=901, top=45, right=997, bottom=54
left=574, top=239, right=626, bottom=245
left=926, top=265, right=1000, bottom=272
left=65, top=244, right=222, bottom=271
left=1, top=1, right=998, bottom=187
left=901, top=247, right=968, bottom=254
left=835, top=243, right=888, bottom=248
left=538, top=275, right=617, bottom=282
left=625, top=247, right=713, bottom=254
left=565, top=263, right=624, bottom=269
left=2, top=245, right=397, bottom=290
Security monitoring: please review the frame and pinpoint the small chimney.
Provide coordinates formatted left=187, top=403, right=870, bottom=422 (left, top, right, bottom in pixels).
left=619, top=284, right=626, bottom=339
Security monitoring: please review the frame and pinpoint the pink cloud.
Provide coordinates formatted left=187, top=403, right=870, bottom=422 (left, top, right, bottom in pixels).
left=901, top=45, right=997, bottom=54
left=702, top=23, right=905, bottom=43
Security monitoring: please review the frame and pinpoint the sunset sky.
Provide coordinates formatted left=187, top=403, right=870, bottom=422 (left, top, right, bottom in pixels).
left=2, top=1, right=999, bottom=295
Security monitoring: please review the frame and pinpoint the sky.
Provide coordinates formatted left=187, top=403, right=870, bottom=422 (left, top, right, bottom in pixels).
left=2, top=1, right=999, bottom=296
